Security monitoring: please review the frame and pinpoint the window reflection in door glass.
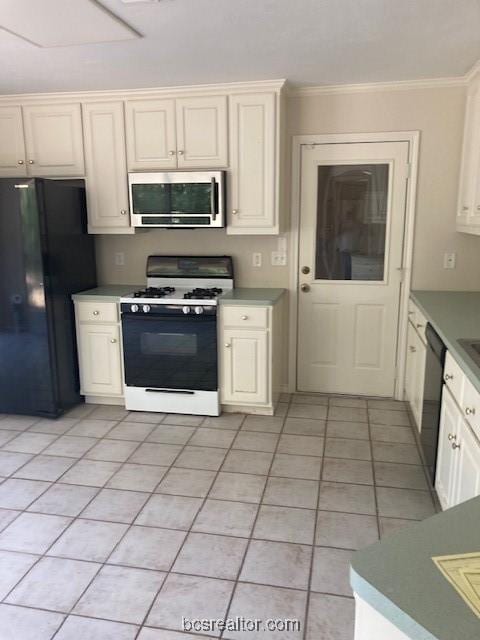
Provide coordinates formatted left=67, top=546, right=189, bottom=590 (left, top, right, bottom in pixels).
left=314, top=164, right=389, bottom=281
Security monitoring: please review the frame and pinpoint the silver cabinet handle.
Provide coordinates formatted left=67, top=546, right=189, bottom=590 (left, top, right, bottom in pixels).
left=110, top=338, right=117, bottom=344
left=448, top=433, right=456, bottom=441
left=120, top=209, right=127, bottom=216
left=409, top=346, right=416, bottom=353
left=225, top=343, right=231, bottom=348
left=28, top=160, right=34, bottom=164
left=241, top=315, right=248, bottom=320
left=451, top=442, right=461, bottom=450
left=168, top=150, right=176, bottom=156
left=93, top=310, right=100, bottom=316
left=232, top=209, right=238, bottom=215
left=465, top=407, right=476, bottom=416
left=178, top=150, right=184, bottom=155
left=18, top=160, right=24, bottom=165
left=444, top=373, right=453, bottom=381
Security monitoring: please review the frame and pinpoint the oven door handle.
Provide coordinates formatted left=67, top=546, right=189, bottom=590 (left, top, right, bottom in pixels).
left=145, top=388, right=195, bottom=395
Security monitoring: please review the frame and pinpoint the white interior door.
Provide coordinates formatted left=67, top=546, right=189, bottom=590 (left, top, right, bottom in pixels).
left=297, top=141, right=409, bottom=397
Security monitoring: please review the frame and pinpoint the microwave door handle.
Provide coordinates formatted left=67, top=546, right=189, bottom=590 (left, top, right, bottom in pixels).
left=210, top=177, right=217, bottom=221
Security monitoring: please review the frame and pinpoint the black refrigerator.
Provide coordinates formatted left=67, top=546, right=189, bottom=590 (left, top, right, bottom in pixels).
left=0, top=178, right=97, bottom=418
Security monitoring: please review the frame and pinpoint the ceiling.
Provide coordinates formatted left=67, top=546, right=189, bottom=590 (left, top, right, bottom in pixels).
left=0, top=0, right=479, bottom=95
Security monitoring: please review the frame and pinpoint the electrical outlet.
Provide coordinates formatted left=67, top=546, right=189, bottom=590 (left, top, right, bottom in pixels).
left=252, top=253, right=262, bottom=267
left=443, top=252, right=456, bottom=269
left=115, top=252, right=125, bottom=266
left=271, top=251, right=287, bottom=266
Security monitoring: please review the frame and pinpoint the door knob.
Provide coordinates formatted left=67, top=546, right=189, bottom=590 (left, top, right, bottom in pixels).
left=451, top=442, right=461, bottom=450
left=225, top=343, right=231, bottom=348
left=178, top=150, right=184, bottom=155
left=300, top=283, right=310, bottom=292
left=168, top=150, right=176, bottom=156
left=448, top=433, right=456, bottom=441
left=120, top=209, right=128, bottom=216
left=18, top=160, right=24, bottom=165
left=110, top=339, right=117, bottom=343
left=28, top=160, right=34, bottom=164
left=301, top=266, right=310, bottom=274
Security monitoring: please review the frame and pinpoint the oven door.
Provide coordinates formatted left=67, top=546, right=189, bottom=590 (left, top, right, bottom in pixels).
left=122, top=309, right=218, bottom=391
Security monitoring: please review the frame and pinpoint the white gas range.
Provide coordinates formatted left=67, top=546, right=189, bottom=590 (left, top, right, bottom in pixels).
left=120, top=256, right=234, bottom=416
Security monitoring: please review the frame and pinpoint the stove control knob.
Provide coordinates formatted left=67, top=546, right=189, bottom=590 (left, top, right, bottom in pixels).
left=194, top=306, right=204, bottom=315
left=130, top=304, right=139, bottom=313
left=182, top=306, right=191, bottom=315
left=142, top=304, right=151, bottom=313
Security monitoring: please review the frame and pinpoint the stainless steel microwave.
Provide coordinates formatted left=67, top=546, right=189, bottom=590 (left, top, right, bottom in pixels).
left=129, top=171, right=225, bottom=228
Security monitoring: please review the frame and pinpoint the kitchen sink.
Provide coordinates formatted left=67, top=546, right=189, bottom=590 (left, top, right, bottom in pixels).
left=457, top=339, right=480, bottom=366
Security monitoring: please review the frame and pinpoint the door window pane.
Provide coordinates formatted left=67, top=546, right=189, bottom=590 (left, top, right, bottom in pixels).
left=314, top=164, right=389, bottom=281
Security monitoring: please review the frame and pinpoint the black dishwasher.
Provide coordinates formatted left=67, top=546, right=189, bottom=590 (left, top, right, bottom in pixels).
left=420, top=323, right=446, bottom=484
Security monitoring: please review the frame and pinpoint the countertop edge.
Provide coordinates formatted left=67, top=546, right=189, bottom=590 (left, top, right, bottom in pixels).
left=350, top=568, right=438, bottom=640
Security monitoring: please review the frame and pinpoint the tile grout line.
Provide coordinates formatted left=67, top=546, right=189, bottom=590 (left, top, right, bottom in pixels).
left=130, top=412, right=249, bottom=640
left=219, top=397, right=291, bottom=640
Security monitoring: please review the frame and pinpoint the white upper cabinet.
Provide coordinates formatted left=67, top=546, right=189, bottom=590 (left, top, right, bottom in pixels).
left=175, top=96, right=228, bottom=168
left=228, top=92, right=278, bottom=234
left=0, top=106, right=27, bottom=177
left=456, top=75, right=480, bottom=233
left=82, top=102, right=132, bottom=234
left=125, top=95, right=228, bottom=170
left=22, top=104, right=85, bottom=176
left=125, top=98, right=177, bottom=170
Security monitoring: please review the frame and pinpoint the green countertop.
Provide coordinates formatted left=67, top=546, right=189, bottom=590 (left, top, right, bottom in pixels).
left=351, top=496, right=480, bottom=640
left=72, top=285, right=142, bottom=302
left=410, top=291, right=480, bottom=394
left=219, top=288, right=285, bottom=306
left=72, top=286, right=285, bottom=306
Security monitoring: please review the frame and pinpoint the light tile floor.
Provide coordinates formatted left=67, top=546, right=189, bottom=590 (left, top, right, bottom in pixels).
left=0, top=394, right=437, bottom=640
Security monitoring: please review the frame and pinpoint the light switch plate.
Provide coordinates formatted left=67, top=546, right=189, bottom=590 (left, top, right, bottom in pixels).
left=252, top=253, right=262, bottom=267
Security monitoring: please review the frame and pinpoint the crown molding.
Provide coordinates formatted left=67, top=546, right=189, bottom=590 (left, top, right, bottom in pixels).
left=0, top=78, right=287, bottom=104
left=288, top=75, right=469, bottom=97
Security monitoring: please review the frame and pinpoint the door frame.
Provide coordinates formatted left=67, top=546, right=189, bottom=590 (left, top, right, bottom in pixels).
left=288, top=131, right=420, bottom=399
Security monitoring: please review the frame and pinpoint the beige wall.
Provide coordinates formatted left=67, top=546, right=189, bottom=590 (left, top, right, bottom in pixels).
left=95, top=232, right=288, bottom=287
left=287, top=85, right=480, bottom=291
left=97, top=83, right=479, bottom=292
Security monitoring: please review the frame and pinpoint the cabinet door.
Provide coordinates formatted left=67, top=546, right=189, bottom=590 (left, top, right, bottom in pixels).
left=78, top=323, right=123, bottom=396
left=22, top=104, right=84, bottom=176
left=412, top=332, right=426, bottom=431
left=228, top=92, right=277, bottom=233
left=435, top=387, right=461, bottom=510
left=457, top=81, right=480, bottom=229
left=222, top=329, right=268, bottom=405
left=404, top=322, right=416, bottom=411
left=453, top=415, right=480, bottom=506
left=175, top=96, right=228, bottom=168
left=0, top=106, right=27, bottom=177
left=82, top=102, right=131, bottom=232
left=125, top=99, right=177, bottom=170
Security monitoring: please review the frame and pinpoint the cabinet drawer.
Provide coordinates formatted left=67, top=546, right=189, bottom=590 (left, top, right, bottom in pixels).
left=222, top=306, right=268, bottom=329
left=462, top=377, right=480, bottom=440
left=444, top=351, right=465, bottom=404
left=76, top=301, right=118, bottom=323
left=408, top=300, right=427, bottom=342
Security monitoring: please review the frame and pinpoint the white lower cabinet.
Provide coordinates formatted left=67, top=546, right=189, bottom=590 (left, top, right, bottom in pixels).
left=75, top=301, right=124, bottom=402
left=222, top=328, right=268, bottom=405
left=404, top=310, right=426, bottom=432
left=220, top=302, right=282, bottom=414
left=436, top=379, right=480, bottom=510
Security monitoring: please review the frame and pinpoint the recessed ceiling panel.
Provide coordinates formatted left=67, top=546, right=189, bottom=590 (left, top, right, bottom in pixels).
left=0, top=0, right=140, bottom=47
